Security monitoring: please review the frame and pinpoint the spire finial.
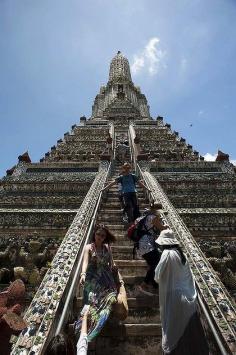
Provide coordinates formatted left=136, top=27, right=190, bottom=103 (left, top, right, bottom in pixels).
left=109, top=51, right=132, bottom=83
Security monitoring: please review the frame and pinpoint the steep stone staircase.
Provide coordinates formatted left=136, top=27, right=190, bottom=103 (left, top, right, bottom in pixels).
left=79, top=160, right=162, bottom=355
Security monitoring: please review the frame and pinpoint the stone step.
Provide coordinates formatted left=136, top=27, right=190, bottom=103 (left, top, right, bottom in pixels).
left=100, top=202, right=147, bottom=210
left=114, top=259, right=147, bottom=276
left=77, top=296, right=158, bottom=310
left=105, top=191, right=145, bottom=196
left=111, top=245, right=136, bottom=259
left=101, top=322, right=161, bottom=337
left=115, top=234, right=131, bottom=241
left=97, top=214, right=147, bottom=224
left=115, top=259, right=146, bottom=266
left=105, top=185, right=144, bottom=191
left=89, top=334, right=162, bottom=355
left=111, top=244, right=133, bottom=252
left=112, top=234, right=132, bottom=242
left=97, top=214, right=123, bottom=222
left=112, top=250, right=134, bottom=259
left=103, top=196, right=146, bottom=202
left=125, top=284, right=159, bottom=298
left=125, top=308, right=160, bottom=324
left=99, top=207, right=148, bottom=214
left=104, top=224, right=126, bottom=231
left=114, top=239, right=134, bottom=246
left=123, top=275, right=144, bottom=285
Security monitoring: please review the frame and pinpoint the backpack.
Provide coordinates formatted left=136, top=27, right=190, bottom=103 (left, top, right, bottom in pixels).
left=127, top=215, right=150, bottom=243
left=128, top=213, right=161, bottom=259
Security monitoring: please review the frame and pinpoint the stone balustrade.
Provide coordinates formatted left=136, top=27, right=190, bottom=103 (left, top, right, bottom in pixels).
left=140, top=168, right=236, bottom=353
left=11, top=161, right=110, bottom=355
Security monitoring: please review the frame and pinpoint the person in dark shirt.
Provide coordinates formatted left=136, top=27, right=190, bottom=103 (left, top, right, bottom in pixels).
left=103, top=163, right=151, bottom=222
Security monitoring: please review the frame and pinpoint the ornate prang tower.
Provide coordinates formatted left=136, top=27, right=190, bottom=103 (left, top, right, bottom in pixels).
left=92, top=51, right=150, bottom=121
left=1, top=52, right=236, bottom=355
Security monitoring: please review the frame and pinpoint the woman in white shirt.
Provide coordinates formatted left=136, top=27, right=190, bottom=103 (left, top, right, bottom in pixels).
left=155, top=229, right=209, bottom=354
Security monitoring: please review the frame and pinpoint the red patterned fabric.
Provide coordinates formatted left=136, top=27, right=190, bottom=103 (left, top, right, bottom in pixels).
left=0, top=280, right=26, bottom=330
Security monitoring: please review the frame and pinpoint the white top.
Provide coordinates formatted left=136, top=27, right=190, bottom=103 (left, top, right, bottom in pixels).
left=155, top=249, right=197, bottom=353
left=138, top=214, right=157, bottom=256
left=77, top=333, right=88, bottom=355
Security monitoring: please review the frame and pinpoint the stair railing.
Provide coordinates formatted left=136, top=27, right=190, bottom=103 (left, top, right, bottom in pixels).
left=128, top=124, right=235, bottom=354
left=138, top=167, right=236, bottom=354
left=109, top=122, right=115, bottom=155
left=11, top=160, right=112, bottom=355
left=128, top=124, right=138, bottom=174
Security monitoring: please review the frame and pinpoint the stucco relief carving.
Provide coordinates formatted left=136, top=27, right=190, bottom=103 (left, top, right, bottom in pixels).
left=11, top=162, right=110, bottom=354
left=140, top=169, right=236, bottom=350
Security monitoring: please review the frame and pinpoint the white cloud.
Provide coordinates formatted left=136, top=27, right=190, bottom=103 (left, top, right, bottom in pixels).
left=131, top=37, right=167, bottom=76
left=204, top=153, right=236, bottom=166
left=131, top=55, right=145, bottom=74
left=203, top=153, right=217, bottom=161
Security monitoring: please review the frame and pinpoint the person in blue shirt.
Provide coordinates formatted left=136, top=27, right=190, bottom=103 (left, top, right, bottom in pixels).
left=103, top=163, right=151, bottom=223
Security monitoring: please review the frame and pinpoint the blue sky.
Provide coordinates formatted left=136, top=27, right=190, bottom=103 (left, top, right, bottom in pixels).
left=0, top=0, right=236, bottom=177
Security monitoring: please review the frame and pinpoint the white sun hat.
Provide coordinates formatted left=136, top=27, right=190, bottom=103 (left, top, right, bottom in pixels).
left=155, top=229, right=180, bottom=246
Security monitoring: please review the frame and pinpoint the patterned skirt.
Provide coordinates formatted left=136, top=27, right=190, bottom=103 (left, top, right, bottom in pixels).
left=75, top=262, right=117, bottom=341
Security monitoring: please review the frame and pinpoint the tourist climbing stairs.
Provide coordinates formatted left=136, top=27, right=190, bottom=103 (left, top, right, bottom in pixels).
left=77, top=146, right=162, bottom=354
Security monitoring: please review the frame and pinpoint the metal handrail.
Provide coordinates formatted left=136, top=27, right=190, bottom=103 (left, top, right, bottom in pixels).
left=137, top=163, right=232, bottom=355
left=55, top=161, right=112, bottom=335
left=109, top=122, right=115, bottom=154
left=128, top=124, right=138, bottom=174
left=128, top=125, right=231, bottom=355
left=137, top=164, right=230, bottom=354
left=128, top=129, right=134, bottom=171
left=55, top=191, right=104, bottom=335
left=11, top=162, right=112, bottom=355
left=197, top=293, right=229, bottom=355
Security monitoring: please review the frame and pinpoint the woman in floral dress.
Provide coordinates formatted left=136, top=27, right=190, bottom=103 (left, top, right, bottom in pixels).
left=75, top=225, right=121, bottom=341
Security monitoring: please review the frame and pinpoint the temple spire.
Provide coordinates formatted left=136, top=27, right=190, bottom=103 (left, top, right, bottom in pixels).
left=108, top=51, right=132, bottom=83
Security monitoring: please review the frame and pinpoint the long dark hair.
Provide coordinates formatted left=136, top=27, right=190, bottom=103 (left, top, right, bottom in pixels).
left=92, top=224, right=116, bottom=244
left=161, top=244, right=186, bottom=265
left=44, top=333, right=76, bottom=355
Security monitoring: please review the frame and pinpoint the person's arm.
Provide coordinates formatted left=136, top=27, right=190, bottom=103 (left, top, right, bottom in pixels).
left=80, top=307, right=89, bottom=335
left=80, top=245, right=90, bottom=285
left=102, top=177, right=120, bottom=191
left=102, top=179, right=117, bottom=191
left=77, top=309, right=89, bottom=355
left=137, top=179, right=151, bottom=192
